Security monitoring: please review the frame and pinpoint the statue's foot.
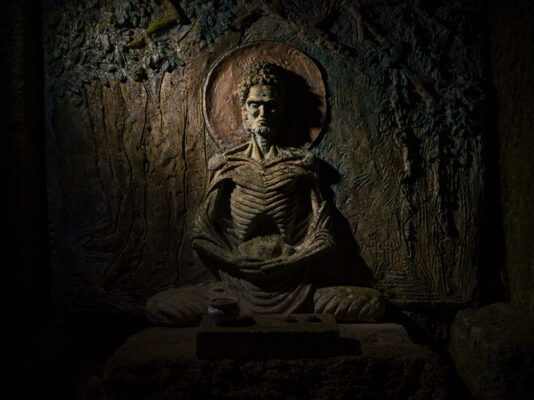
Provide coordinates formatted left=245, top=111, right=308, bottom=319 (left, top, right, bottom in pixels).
left=313, top=286, right=386, bottom=322
left=146, top=282, right=227, bottom=326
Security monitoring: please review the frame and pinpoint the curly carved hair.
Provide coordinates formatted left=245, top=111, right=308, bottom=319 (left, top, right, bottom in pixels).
left=238, top=60, right=285, bottom=106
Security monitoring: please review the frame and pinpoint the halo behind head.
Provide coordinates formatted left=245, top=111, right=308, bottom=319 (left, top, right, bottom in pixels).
left=203, top=42, right=327, bottom=149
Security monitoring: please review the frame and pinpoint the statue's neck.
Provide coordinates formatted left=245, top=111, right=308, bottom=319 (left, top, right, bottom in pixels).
left=250, top=133, right=278, bottom=161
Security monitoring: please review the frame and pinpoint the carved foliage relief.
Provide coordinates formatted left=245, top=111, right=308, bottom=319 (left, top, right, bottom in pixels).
left=43, top=0, right=484, bottom=312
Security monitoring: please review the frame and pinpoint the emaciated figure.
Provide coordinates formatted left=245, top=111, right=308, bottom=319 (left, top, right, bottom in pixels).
left=147, top=61, right=385, bottom=325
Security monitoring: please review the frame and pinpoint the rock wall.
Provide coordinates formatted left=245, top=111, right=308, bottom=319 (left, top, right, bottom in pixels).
left=489, top=0, right=534, bottom=312
left=43, top=0, right=487, bottom=313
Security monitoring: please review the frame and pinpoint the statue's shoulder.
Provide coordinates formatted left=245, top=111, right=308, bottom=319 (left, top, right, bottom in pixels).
left=207, top=153, right=227, bottom=171
left=224, top=143, right=250, bottom=158
left=208, top=143, right=250, bottom=171
left=282, top=147, right=316, bottom=169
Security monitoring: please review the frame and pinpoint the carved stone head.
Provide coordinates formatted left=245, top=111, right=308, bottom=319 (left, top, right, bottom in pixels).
left=238, top=61, right=286, bottom=139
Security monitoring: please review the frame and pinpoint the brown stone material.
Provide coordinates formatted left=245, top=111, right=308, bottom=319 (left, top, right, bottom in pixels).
left=44, top=1, right=485, bottom=312
left=196, top=314, right=340, bottom=358
left=147, top=59, right=385, bottom=325
left=79, top=323, right=466, bottom=399
left=450, top=303, right=534, bottom=399
left=489, top=0, right=534, bottom=310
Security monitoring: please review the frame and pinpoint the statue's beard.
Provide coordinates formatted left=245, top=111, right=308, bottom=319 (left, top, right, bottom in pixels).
left=251, top=126, right=274, bottom=138
left=244, top=119, right=276, bottom=139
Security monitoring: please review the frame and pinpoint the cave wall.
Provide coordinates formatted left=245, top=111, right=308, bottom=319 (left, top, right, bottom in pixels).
left=43, top=0, right=487, bottom=314
left=488, top=0, right=534, bottom=312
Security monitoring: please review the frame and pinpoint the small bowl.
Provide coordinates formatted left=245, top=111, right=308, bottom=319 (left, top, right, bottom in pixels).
left=207, top=297, right=240, bottom=325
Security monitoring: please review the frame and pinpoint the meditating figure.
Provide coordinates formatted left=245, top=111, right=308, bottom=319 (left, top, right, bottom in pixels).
left=146, top=61, right=385, bottom=325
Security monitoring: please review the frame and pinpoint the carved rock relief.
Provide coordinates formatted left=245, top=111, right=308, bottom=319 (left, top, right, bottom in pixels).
left=43, top=0, right=484, bottom=312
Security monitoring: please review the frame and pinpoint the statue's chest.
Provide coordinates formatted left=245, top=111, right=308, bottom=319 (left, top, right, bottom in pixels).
left=221, top=162, right=309, bottom=242
left=230, top=165, right=299, bottom=212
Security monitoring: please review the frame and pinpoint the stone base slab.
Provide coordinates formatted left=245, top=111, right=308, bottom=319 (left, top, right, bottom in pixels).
left=450, top=302, right=534, bottom=399
left=197, top=314, right=339, bottom=358
left=79, top=323, right=466, bottom=400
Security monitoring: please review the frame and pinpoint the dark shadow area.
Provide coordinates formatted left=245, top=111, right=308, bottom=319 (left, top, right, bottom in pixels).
left=312, top=157, right=375, bottom=288
left=275, top=55, right=373, bottom=288
left=3, top=0, right=53, bottom=398
left=335, top=337, right=362, bottom=356
left=277, top=68, right=325, bottom=148
left=3, top=3, right=148, bottom=398
left=5, top=0, right=530, bottom=398
left=217, top=316, right=255, bottom=327
left=384, top=304, right=474, bottom=399
left=475, top=0, right=508, bottom=306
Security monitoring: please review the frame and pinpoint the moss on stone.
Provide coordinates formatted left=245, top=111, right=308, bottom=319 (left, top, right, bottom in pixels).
left=146, top=4, right=183, bottom=36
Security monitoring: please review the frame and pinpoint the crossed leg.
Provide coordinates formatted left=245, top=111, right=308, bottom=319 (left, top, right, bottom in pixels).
left=146, top=283, right=385, bottom=326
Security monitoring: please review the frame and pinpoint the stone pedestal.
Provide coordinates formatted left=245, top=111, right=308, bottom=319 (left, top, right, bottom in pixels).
left=450, top=303, right=534, bottom=399
left=197, top=314, right=339, bottom=358
left=79, top=322, right=466, bottom=399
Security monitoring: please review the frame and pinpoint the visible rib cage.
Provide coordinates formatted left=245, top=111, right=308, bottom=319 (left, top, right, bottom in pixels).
left=226, top=162, right=308, bottom=245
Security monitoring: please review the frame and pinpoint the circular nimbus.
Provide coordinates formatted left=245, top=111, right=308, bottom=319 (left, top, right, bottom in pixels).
left=203, top=42, right=327, bottom=149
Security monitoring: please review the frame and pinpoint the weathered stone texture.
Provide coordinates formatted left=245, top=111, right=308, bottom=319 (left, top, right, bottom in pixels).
left=450, top=303, right=534, bottom=399
left=197, top=314, right=340, bottom=359
left=79, top=323, right=465, bottom=400
left=43, top=0, right=485, bottom=312
left=489, top=0, right=534, bottom=311
left=447, top=3, right=534, bottom=399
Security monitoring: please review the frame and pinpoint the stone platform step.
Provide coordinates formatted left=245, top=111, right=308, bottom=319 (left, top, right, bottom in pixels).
left=79, top=322, right=466, bottom=400
left=197, top=314, right=340, bottom=358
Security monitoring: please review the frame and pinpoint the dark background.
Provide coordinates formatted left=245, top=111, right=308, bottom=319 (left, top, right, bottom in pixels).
left=2, top=0, right=533, bottom=399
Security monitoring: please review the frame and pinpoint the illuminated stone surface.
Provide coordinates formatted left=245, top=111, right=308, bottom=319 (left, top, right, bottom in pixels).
left=44, top=0, right=485, bottom=313
left=147, top=59, right=385, bottom=325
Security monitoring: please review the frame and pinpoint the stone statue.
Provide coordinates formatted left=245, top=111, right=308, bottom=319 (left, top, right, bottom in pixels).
left=146, top=60, right=385, bottom=326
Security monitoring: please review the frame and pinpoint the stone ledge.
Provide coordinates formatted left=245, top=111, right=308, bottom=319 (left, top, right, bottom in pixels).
left=80, top=323, right=465, bottom=400
left=450, top=302, right=534, bottom=400
left=197, top=314, right=340, bottom=358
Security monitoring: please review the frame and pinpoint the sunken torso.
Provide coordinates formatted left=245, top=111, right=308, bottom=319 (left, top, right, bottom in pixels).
left=210, top=146, right=316, bottom=247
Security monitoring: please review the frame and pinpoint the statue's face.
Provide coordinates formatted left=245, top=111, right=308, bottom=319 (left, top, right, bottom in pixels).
left=243, top=85, right=283, bottom=138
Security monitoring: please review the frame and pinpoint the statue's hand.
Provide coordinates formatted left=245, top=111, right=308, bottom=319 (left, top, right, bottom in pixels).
left=236, top=256, right=289, bottom=281
left=237, top=230, right=334, bottom=277
left=292, top=230, right=334, bottom=260
left=192, top=239, right=237, bottom=270
left=193, top=238, right=281, bottom=278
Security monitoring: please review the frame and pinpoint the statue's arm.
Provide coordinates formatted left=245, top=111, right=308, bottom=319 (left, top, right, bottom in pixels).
left=191, top=155, right=234, bottom=263
left=191, top=156, right=259, bottom=276
left=193, top=185, right=262, bottom=277
left=285, top=177, right=335, bottom=262
left=192, top=179, right=229, bottom=246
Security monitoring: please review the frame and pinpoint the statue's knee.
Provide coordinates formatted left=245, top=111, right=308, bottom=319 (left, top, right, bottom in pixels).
left=146, top=288, right=206, bottom=327
left=314, top=286, right=386, bottom=322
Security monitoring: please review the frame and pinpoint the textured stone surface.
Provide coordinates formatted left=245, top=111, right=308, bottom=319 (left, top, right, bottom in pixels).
left=313, top=286, right=386, bottom=321
left=197, top=314, right=339, bottom=358
left=43, top=0, right=485, bottom=313
left=79, top=323, right=465, bottom=399
left=450, top=303, right=534, bottom=399
left=489, top=0, right=534, bottom=311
